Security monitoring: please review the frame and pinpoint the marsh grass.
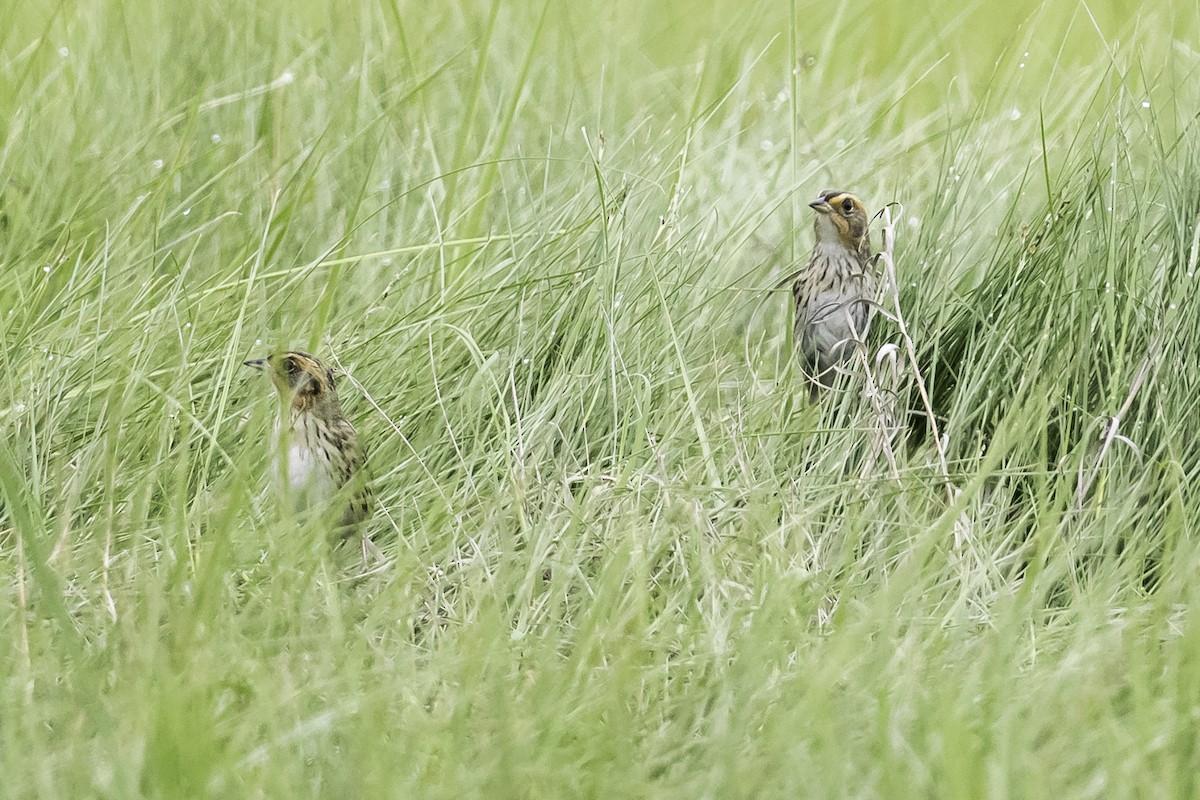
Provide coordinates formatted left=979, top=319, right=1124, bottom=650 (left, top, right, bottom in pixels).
left=3, top=0, right=1200, bottom=797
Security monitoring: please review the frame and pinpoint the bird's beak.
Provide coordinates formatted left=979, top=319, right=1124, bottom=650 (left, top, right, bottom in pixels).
left=808, top=197, right=833, bottom=214
left=243, top=358, right=267, bottom=371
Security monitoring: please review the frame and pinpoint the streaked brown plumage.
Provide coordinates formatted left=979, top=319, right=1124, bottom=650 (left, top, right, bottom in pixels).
left=243, top=351, right=372, bottom=540
left=792, top=189, right=877, bottom=391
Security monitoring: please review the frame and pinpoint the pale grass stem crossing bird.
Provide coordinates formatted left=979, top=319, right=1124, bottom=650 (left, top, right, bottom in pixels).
left=243, top=351, right=373, bottom=551
left=791, top=189, right=878, bottom=396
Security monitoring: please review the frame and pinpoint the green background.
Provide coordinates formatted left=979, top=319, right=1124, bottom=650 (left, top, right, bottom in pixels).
left=3, top=0, right=1200, bottom=797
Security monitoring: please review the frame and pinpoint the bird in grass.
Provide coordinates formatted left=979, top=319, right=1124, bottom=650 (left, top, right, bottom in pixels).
left=791, top=189, right=877, bottom=393
left=243, top=351, right=373, bottom=545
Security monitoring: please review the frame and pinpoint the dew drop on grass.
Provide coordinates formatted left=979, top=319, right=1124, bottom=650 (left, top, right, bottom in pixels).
left=42, top=265, right=51, bottom=273
left=1141, top=100, right=1151, bottom=109
left=760, top=140, right=773, bottom=151
left=254, top=338, right=263, bottom=347
left=58, top=47, right=69, bottom=57
left=182, top=208, right=191, bottom=216
left=1010, top=108, right=1022, bottom=121
left=211, top=133, right=222, bottom=143
left=152, top=159, right=164, bottom=170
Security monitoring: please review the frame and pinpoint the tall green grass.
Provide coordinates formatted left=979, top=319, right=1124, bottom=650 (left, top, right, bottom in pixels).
left=3, top=0, right=1200, bottom=797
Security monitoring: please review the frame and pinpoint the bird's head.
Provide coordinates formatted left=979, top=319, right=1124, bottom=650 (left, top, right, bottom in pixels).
left=809, top=189, right=871, bottom=256
left=243, top=350, right=338, bottom=412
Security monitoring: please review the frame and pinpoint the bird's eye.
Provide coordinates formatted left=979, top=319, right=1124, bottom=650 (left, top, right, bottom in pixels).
left=284, top=358, right=298, bottom=374
left=841, top=198, right=854, bottom=213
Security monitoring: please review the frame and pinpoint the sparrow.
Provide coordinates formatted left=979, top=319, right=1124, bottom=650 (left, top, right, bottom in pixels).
left=791, top=189, right=877, bottom=392
left=243, top=351, right=372, bottom=541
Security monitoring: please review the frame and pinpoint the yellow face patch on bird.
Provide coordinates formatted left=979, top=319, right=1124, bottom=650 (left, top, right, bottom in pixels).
left=808, top=189, right=871, bottom=256
left=243, top=350, right=337, bottom=412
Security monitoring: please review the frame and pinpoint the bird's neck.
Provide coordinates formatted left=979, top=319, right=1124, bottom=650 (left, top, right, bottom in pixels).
left=813, top=238, right=866, bottom=265
left=281, top=393, right=342, bottom=427
left=814, top=219, right=871, bottom=259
